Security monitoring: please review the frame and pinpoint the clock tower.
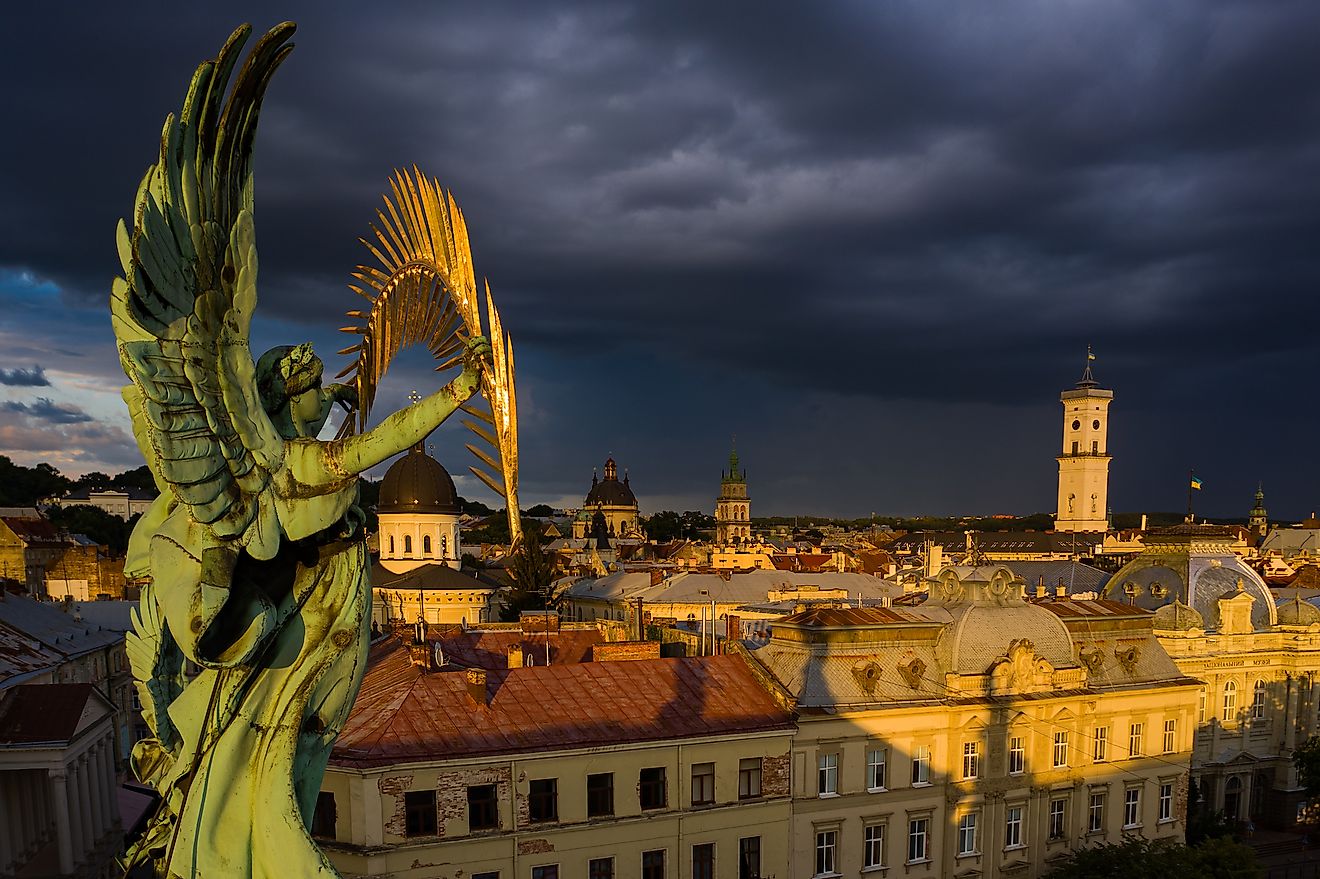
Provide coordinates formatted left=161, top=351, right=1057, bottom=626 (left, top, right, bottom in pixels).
left=1054, top=350, right=1112, bottom=533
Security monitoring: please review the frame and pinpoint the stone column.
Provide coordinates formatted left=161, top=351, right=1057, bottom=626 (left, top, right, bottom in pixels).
left=98, top=739, right=119, bottom=828
left=76, top=754, right=95, bottom=857
left=49, top=767, right=75, bottom=876
left=87, top=746, right=106, bottom=840
left=18, top=771, right=36, bottom=858
left=1286, top=677, right=1300, bottom=751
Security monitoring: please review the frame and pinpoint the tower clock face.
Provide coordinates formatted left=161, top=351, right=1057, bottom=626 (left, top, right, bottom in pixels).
left=1072, top=419, right=1080, bottom=430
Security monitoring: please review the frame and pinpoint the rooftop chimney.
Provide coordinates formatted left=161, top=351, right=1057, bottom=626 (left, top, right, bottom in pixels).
left=465, top=668, right=489, bottom=705
left=1055, top=583, right=1067, bottom=599
left=508, top=644, right=524, bottom=669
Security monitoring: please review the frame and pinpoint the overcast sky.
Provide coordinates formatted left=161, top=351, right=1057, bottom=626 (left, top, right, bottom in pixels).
left=2, top=1, right=1319, bottom=519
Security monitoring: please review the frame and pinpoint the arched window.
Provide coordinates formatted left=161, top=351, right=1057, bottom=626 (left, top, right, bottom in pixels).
left=1252, top=680, right=1267, bottom=719
left=423, top=535, right=432, bottom=554
left=1222, top=680, right=1237, bottom=718
left=403, top=534, right=412, bottom=555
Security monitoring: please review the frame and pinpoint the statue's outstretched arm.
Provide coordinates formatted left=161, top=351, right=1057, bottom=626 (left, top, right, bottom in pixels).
left=333, top=336, right=491, bottom=476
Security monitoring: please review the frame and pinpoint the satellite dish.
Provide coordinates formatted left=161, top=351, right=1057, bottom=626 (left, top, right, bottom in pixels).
left=432, top=642, right=445, bottom=668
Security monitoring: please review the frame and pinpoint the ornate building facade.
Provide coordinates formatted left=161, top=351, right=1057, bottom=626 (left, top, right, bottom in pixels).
left=570, top=458, right=640, bottom=540
left=376, top=445, right=462, bottom=573
left=1054, top=355, right=1112, bottom=533
left=715, top=448, right=751, bottom=544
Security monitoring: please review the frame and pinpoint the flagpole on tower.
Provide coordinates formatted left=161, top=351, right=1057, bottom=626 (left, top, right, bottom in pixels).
left=1187, top=470, right=1194, bottom=523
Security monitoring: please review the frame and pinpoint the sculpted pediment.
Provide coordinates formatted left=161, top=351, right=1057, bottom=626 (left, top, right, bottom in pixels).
left=988, top=639, right=1056, bottom=695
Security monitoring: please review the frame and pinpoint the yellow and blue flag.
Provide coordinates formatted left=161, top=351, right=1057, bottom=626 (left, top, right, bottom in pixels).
left=1190, top=476, right=1204, bottom=491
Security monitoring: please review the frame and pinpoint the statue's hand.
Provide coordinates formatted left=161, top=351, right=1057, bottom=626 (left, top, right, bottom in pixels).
left=328, top=383, right=359, bottom=410
left=455, top=335, right=493, bottom=401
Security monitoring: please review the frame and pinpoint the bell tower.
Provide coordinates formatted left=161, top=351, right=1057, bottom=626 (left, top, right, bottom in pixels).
left=1249, top=484, right=1268, bottom=539
left=715, top=444, right=751, bottom=544
left=1054, top=349, right=1112, bottom=533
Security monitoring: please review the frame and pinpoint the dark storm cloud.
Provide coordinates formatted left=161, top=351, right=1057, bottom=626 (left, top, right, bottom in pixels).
left=2, top=1, right=1320, bottom=515
left=2, top=398, right=94, bottom=425
left=0, top=365, right=50, bottom=387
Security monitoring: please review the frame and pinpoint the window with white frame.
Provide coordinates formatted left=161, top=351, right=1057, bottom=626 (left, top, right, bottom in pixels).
left=1129, top=723, right=1144, bottom=758
left=962, top=741, right=980, bottom=780
left=1049, top=798, right=1066, bottom=839
left=1088, top=792, right=1105, bottom=832
left=863, top=824, right=885, bottom=869
left=1162, top=719, right=1176, bottom=754
left=911, top=745, right=931, bottom=785
left=1252, top=680, right=1266, bottom=719
left=1123, top=787, right=1141, bottom=828
left=1005, top=805, right=1024, bottom=848
left=957, top=812, right=978, bottom=855
left=1093, top=726, right=1108, bottom=762
left=818, top=753, right=838, bottom=796
left=908, top=818, right=930, bottom=863
left=1158, top=782, right=1173, bottom=822
left=1223, top=680, right=1237, bottom=719
left=1009, top=735, right=1025, bottom=774
left=866, top=747, right=887, bottom=791
left=815, top=830, right=838, bottom=877
left=1053, top=731, right=1068, bottom=768
left=1198, top=687, right=1207, bottom=723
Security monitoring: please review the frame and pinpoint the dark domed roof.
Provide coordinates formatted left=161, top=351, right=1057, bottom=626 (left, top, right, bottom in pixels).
left=585, top=457, right=636, bottom=507
left=378, top=446, right=459, bottom=514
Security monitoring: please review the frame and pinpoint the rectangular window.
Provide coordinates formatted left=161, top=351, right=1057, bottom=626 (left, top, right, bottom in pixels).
left=911, top=745, right=931, bottom=785
left=738, top=836, right=761, bottom=879
left=692, top=843, right=715, bottom=879
left=1198, top=688, right=1207, bottom=723
left=467, top=784, right=499, bottom=831
left=1163, top=719, right=1176, bottom=754
left=1093, top=726, right=1108, bottom=762
left=958, top=812, right=978, bottom=855
left=908, top=818, right=929, bottom=863
left=1053, top=732, right=1068, bottom=768
left=642, top=850, right=666, bottom=879
left=1008, top=736, right=1025, bottom=774
left=589, top=858, right=614, bottom=879
left=587, top=773, right=614, bottom=818
left=1049, top=798, right=1067, bottom=839
left=473, top=873, right=499, bottom=879
left=815, top=830, right=838, bottom=876
left=531, top=867, right=558, bottom=879
left=1129, top=723, right=1144, bottom=758
left=640, top=767, right=667, bottom=810
left=1089, top=792, right=1105, bottom=832
left=310, top=791, right=336, bottom=839
left=864, top=824, right=885, bottom=868
left=1005, top=806, right=1023, bottom=848
left=867, top=747, right=888, bottom=790
left=818, top=753, right=838, bottom=795
left=528, top=778, right=558, bottom=823
left=404, top=790, right=437, bottom=837
left=1159, top=783, right=1173, bottom=821
left=692, top=763, right=715, bottom=807
left=739, top=757, right=763, bottom=799
left=1123, top=787, right=1141, bottom=828
left=962, top=741, right=980, bottom=780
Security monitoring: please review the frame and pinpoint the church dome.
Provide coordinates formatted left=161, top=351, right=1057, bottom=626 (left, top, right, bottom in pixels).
left=584, top=457, right=637, bottom=507
left=1276, top=595, right=1320, bottom=627
left=1152, top=599, right=1204, bottom=632
left=378, top=446, right=459, bottom=514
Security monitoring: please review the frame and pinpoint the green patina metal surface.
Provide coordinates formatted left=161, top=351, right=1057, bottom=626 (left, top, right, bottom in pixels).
left=113, top=22, right=490, bottom=877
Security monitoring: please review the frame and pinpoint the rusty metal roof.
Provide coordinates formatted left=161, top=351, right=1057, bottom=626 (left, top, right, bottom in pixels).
left=436, top=628, right=602, bottom=669
left=1034, top=598, right=1153, bottom=618
left=331, top=638, right=794, bottom=767
left=0, top=683, right=95, bottom=744
left=777, top=606, right=934, bottom=627
left=0, top=517, right=65, bottom=546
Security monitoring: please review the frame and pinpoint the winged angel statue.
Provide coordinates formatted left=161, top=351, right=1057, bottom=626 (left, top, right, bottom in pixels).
left=113, top=22, right=520, bottom=877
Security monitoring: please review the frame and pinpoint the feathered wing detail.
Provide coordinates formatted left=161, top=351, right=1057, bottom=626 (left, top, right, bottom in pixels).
left=110, top=23, right=292, bottom=559
left=125, top=580, right=184, bottom=779
left=336, top=167, right=522, bottom=543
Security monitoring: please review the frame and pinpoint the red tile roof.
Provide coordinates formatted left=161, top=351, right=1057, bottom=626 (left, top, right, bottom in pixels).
left=437, top=627, right=603, bottom=669
left=331, top=638, right=794, bottom=767
left=0, top=683, right=95, bottom=744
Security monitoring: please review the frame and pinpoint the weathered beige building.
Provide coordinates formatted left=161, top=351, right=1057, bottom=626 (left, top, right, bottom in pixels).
left=745, top=565, right=1200, bottom=879
left=319, top=635, right=795, bottom=879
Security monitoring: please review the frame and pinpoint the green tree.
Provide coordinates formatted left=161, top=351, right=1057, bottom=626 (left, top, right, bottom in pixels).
left=643, top=510, right=684, bottom=542
left=1294, top=734, right=1320, bottom=796
left=499, top=524, right=559, bottom=622
left=1044, top=836, right=1258, bottom=879
left=525, top=503, right=554, bottom=517
left=0, top=456, right=72, bottom=506
left=46, top=505, right=135, bottom=554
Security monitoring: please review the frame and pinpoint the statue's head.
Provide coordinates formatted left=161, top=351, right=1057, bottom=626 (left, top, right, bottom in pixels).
left=256, top=343, right=323, bottom=414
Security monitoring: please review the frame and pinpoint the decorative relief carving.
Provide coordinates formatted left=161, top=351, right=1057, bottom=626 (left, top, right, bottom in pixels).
left=899, top=658, right=927, bottom=689
left=852, top=659, right=884, bottom=695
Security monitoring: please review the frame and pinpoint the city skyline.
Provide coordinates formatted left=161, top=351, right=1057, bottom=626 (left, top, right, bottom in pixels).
left=3, top=2, right=1320, bottom=518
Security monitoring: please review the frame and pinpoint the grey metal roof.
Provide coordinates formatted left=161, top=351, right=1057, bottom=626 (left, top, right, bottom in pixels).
left=564, top=569, right=899, bottom=606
